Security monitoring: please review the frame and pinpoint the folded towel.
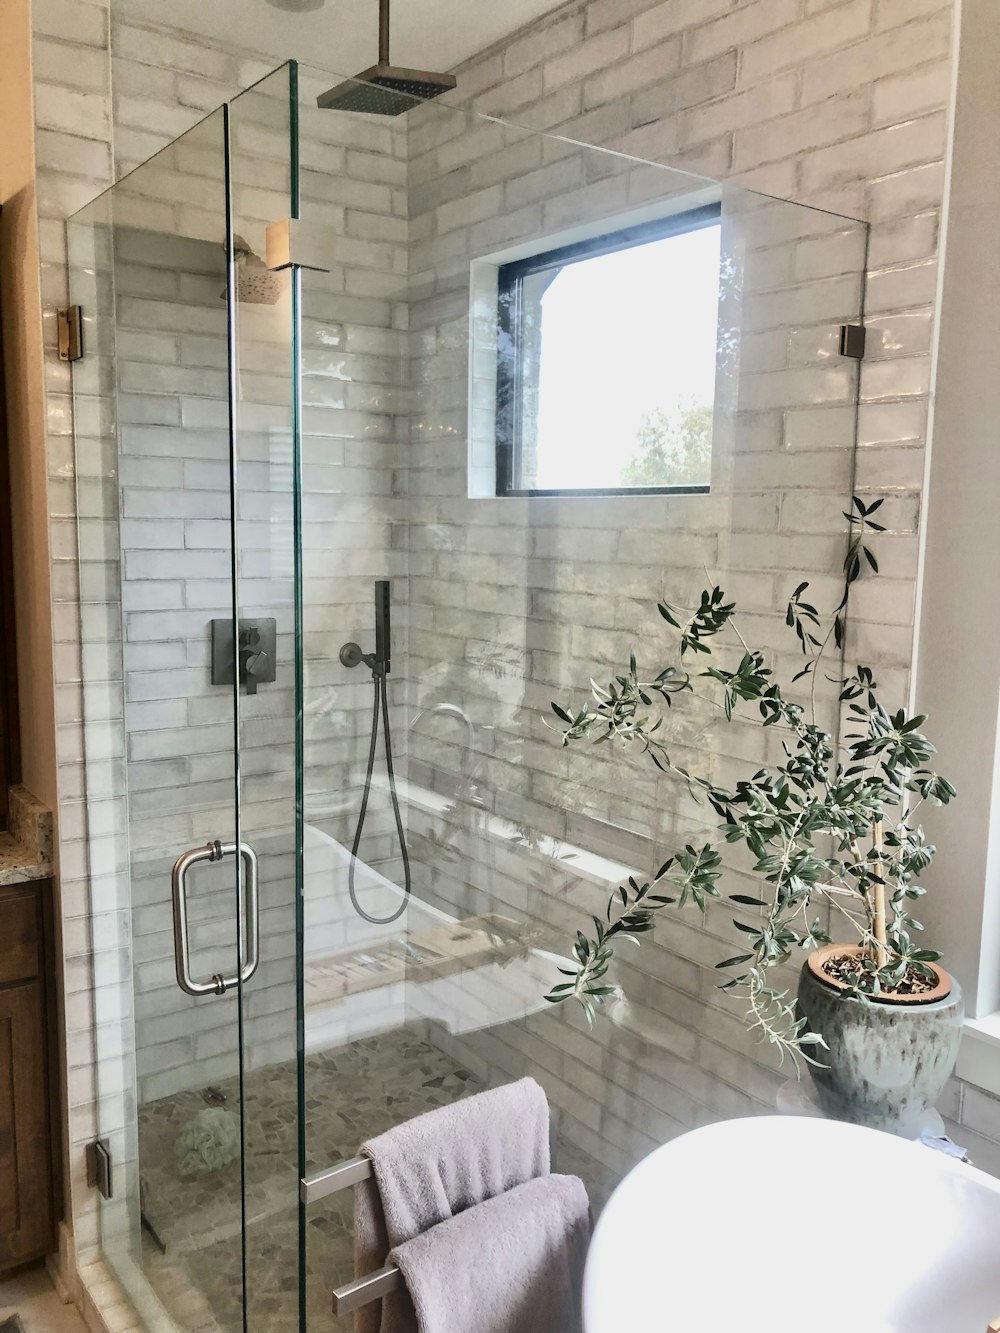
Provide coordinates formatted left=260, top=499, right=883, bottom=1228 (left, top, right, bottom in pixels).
left=354, top=1077, right=550, bottom=1333
left=391, top=1174, right=590, bottom=1333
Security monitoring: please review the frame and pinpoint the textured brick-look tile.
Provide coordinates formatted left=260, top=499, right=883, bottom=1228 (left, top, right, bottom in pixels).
left=394, top=0, right=968, bottom=1204
left=403, top=67, right=874, bottom=1213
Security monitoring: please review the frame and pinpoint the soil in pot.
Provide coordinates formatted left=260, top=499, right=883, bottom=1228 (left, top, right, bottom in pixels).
left=817, top=949, right=939, bottom=999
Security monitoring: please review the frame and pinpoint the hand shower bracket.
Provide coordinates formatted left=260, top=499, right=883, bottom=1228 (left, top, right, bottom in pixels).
left=339, top=579, right=391, bottom=676
left=339, top=642, right=378, bottom=673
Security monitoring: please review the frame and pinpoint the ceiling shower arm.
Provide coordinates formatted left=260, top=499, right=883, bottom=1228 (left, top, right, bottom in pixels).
left=379, top=0, right=390, bottom=64
left=315, top=0, right=457, bottom=114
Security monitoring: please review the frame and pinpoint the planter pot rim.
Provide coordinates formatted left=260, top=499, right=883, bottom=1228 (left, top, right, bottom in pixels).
left=805, top=943, right=953, bottom=1006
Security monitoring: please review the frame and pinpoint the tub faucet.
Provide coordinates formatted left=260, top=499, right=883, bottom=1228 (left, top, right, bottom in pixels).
left=410, top=702, right=486, bottom=804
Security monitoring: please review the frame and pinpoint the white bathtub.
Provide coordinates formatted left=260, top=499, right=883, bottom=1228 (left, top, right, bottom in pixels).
left=301, top=821, right=558, bottom=1049
left=583, top=1115, right=1000, bottom=1333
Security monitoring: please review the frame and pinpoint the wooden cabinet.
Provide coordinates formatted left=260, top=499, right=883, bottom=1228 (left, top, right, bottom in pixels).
left=0, top=879, right=59, bottom=1272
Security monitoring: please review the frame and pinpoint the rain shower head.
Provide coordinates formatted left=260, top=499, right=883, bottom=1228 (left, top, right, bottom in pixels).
left=316, top=0, right=457, bottom=116
left=317, top=66, right=458, bottom=115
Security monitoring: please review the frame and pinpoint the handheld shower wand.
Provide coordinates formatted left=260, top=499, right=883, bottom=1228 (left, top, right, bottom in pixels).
left=339, top=581, right=411, bottom=925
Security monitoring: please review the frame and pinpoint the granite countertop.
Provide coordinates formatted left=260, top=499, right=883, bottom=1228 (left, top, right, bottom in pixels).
left=0, top=786, right=54, bottom=886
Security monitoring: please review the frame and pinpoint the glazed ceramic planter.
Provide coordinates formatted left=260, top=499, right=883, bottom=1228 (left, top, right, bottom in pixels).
left=796, top=944, right=964, bottom=1138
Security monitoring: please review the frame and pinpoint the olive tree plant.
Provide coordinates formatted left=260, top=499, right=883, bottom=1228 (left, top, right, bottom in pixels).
left=545, top=499, right=956, bottom=1065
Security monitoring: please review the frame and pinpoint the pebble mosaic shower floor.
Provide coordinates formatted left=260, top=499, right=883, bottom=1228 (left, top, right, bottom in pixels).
left=137, top=1028, right=484, bottom=1332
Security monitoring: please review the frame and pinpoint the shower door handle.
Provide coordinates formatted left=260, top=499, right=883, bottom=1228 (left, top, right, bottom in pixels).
left=171, top=840, right=260, bottom=997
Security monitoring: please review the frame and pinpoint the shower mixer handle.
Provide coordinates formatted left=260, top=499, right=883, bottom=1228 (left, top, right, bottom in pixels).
left=239, top=626, right=268, bottom=696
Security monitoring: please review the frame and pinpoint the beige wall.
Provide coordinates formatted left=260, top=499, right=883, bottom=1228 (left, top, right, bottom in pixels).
left=0, top=0, right=69, bottom=1287
left=915, top=0, right=1000, bottom=1044
left=0, top=0, right=59, bottom=817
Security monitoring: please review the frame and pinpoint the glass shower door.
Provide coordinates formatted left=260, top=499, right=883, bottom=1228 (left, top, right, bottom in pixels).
left=69, top=68, right=302, bottom=1333
left=226, top=66, right=305, bottom=1333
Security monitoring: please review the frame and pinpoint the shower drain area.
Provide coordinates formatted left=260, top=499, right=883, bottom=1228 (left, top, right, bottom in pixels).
left=134, top=1025, right=606, bottom=1332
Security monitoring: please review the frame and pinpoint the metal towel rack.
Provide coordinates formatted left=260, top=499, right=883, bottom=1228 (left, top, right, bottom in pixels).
left=301, top=1157, right=402, bottom=1316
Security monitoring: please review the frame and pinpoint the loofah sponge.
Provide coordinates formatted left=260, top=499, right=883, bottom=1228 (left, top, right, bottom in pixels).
left=175, top=1107, right=241, bottom=1178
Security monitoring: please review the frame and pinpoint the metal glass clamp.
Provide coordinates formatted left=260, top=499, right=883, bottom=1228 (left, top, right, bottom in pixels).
left=171, top=840, right=260, bottom=996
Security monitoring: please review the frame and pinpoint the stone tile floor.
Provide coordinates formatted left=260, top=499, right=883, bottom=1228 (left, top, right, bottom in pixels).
left=137, top=1027, right=485, bottom=1332
left=0, top=1265, right=87, bottom=1333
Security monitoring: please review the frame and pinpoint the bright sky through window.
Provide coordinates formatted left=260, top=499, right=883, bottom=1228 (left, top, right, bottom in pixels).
left=533, top=223, right=722, bottom=490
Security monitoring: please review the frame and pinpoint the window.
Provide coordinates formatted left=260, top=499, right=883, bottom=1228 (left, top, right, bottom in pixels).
left=495, top=204, right=722, bottom=497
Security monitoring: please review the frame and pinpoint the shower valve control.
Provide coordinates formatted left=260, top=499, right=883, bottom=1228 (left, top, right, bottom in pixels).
left=210, top=617, right=277, bottom=695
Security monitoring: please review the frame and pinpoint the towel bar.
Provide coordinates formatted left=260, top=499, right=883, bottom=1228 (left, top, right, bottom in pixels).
left=302, top=1158, right=403, bottom=1313
left=332, top=1263, right=401, bottom=1316
left=300, top=1154, right=372, bottom=1203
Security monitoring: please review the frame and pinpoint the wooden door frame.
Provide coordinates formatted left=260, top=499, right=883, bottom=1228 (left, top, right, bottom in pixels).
left=0, top=203, right=23, bottom=830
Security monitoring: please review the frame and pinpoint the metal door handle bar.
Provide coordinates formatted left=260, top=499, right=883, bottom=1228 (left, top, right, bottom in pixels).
left=301, top=1156, right=402, bottom=1315
left=171, top=840, right=259, bottom=996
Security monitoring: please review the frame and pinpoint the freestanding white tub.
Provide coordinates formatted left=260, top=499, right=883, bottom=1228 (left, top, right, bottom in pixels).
left=583, top=1116, right=1000, bottom=1333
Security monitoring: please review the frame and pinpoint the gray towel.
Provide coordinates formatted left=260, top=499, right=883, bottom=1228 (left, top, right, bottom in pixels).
left=391, top=1175, right=590, bottom=1333
left=354, top=1077, right=550, bottom=1333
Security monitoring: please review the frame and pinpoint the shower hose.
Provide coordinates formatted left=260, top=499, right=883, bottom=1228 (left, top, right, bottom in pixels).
left=348, top=664, right=412, bottom=925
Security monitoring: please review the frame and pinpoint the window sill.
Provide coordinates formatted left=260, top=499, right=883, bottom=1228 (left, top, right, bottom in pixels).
left=957, top=1015, right=1000, bottom=1098
left=495, top=485, right=711, bottom=499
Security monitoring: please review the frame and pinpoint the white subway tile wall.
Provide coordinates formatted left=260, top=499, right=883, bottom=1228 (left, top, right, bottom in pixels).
left=27, top=0, right=1000, bottom=1322
left=401, top=0, right=1000, bottom=1178
left=71, top=68, right=417, bottom=1108
left=393, top=105, right=865, bottom=1200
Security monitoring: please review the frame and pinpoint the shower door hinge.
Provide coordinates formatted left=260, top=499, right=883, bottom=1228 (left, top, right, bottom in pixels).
left=57, top=305, right=84, bottom=362
left=265, top=219, right=332, bottom=273
left=839, top=323, right=866, bottom=360
left=86, top=1138, right=114, bottom=1200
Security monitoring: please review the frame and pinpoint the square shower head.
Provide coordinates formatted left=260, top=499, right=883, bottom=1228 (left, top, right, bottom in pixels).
left=316, top=63, right=457, bottom=116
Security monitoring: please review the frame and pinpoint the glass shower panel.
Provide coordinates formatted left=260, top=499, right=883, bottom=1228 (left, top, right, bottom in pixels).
left=293, top=63, right=867, bottom=1321
left=409, top=169, right=866, bottom=1201
left=226, top=66, right=302, bottom=1333
left=68, top=109, right=246, bottom=1332
left=292, top=69, right=415, bottom=1329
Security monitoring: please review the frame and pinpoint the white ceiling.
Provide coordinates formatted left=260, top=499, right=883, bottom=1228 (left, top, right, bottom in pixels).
left=114, top=0, right=569, bottom=79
